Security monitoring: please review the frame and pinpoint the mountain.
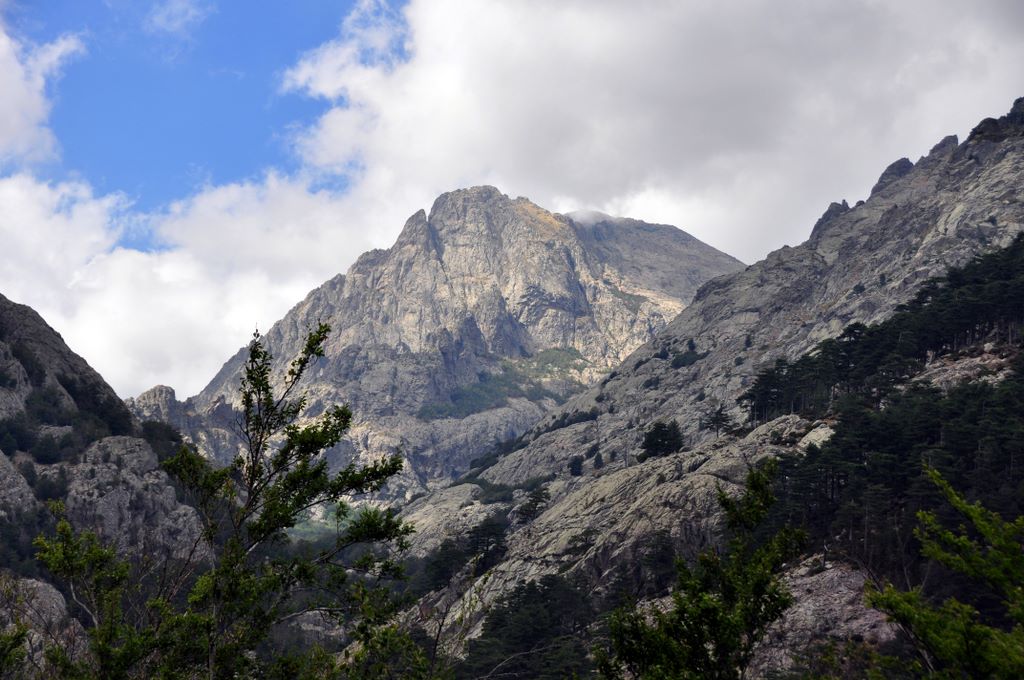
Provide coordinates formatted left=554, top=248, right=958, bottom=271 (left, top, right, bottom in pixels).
left=400, top=97, right=1024, bottom=668
left=129, top=187, right=743, bottom=497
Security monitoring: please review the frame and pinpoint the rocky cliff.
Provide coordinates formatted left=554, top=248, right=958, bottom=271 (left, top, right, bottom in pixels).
left=400, top=98, right=1024, bottom=667
left=129, top=187, right=743, bottom=498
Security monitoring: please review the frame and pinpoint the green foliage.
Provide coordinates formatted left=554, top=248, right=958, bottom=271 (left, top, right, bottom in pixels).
left=867, top=468, right=1024, bottom=678
left=415, top=539, right=470, bottom=595
left=25, top=386, right=72, bottom=426
left=33, top=468, right=68, bottom=501
left=29, top=433, right=61, bottom=464
left=518, top=486, right=550, bottom=522
left=0, top=622, right=27, bottom=677
left=537, top=406, right=599, bottom=436
left=0, top=414, right=35, bottom=453
left=466, top=513, right=509, bottom=576
left=598, top=460, right=804, bottom=680
left=740, top=233, right=1024, bottom=423
left=417, top=365, right=558, bottom=421
left=33, top=324, right=425, bottom=678
left=640, top=420, right=683, bottom=460
left=567, top=455, right=584, bottom=476
left=140, top=420, right=185, bottom=462
left=0, top=506, right=50, bottom=578
left=671, top=349, right=708, bottom=369
left=765, top=354, right=1024, bottom=592
left=702, top=404, right=734, bottom=436
left=467, top=435, right=527, bottom=470
left=11, top=342, right=45, bottom=386
left=56, top=374, right=134, bottom=437
left=456, top=574, right=595, bottom=679
left=34, top=502, right=147, bottom=680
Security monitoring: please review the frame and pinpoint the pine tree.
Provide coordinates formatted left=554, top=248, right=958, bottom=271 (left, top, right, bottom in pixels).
left=867, top=467, right=1024, bottom=677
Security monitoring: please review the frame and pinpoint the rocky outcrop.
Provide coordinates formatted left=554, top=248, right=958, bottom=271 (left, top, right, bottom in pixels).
left=750, top=556, right=898, bottom=677
left=135, top=188, right=742, bottom=498
left=62, top=437, right=204, bottom=560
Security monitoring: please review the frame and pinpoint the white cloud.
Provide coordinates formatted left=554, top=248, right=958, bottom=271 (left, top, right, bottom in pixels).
left=0, top=171, right=376, bottom=397
left=0, top=25, right=83, bottom=164
left=144, top=0, right=212, bottom=37
left=283, top=0, right=1024, bottom=262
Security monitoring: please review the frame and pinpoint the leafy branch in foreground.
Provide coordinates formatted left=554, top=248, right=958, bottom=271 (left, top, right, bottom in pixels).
left=867, top=467, right=1024, bottom=678
left=598, top=459, right=805, bottom=680
left=34, top=323, right=427, bottom=679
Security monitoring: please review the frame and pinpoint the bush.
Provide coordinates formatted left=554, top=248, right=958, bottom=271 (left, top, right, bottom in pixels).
left=568, top=455, right=584, bottom=476
left=538, top=408, right=599, bottom=436
left=57, top=374, right=134, bottom=436
left=0, top=415, right=35, bottom=453
left=11, top=343, right=45, bottom=385
left=141, top=420, right=185, bottom=462
left=462, top=476, right=514, bottom=504
left=34, top=469, right=68, bottom=501
left=25, top=387, right=71, bottom=426
left=671, top=350, right=708, bottom=369
left=17, top=461, right=36, bottom=487
left=457, top=575, right=595, bottom=679
left=29, top=435, right=61, bottom=464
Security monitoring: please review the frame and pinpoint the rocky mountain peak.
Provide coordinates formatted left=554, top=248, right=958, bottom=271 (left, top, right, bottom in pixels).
left=870, top=157, right=914, bottom=196
left=968, top=95, right=1024, bottom=142
left=142, top=187, right=743, bottom=495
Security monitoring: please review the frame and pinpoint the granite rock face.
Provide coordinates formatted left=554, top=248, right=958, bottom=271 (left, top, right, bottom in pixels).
left=131, top=188, right=742, bottom=498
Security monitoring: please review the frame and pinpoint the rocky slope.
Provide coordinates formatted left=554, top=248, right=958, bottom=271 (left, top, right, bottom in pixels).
left=129, top=187, right=742, bottom=498
left=401, top=98, right=1024, bottom=666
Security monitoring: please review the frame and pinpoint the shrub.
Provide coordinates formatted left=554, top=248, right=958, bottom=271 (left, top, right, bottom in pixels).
left=671, top=350, right=707, bottom=369
left=568, top=456, right=584, bottom=476
left=11, top=343, right=45, bottom=386
left=29, top=435, right=61, bottom=465
left=33, top=469, right=68, bottom=501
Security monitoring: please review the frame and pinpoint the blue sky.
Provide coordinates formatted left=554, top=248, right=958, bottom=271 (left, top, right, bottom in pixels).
left=0, top=0, right=1021, bottom=397
left=5, top=0, right=356, bottom=221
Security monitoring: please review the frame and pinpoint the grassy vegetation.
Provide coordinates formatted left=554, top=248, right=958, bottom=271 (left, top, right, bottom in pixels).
left=605, top=283, right=649, bottom=313
left=417, top=352, right=579, bottom=421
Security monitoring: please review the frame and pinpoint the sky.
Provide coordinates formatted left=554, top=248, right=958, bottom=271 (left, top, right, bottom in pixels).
left=0, top=0, right=1022, bottom=398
